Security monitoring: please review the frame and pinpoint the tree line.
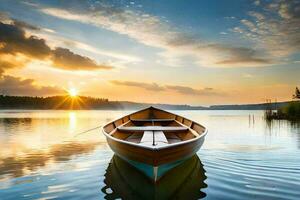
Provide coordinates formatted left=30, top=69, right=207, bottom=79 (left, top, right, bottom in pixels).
left=0, top=95, right=124, bottom=109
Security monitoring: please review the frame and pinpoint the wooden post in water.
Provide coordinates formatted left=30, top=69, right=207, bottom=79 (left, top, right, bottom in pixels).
left=249, top=115, right=251, bottom=127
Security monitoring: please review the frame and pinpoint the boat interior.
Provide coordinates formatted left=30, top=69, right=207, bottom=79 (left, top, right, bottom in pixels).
left=103, top=107, right=206, bottom=147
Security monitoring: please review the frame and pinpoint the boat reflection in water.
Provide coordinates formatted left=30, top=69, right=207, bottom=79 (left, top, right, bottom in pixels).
left=102, top=154, right=207, bottom=200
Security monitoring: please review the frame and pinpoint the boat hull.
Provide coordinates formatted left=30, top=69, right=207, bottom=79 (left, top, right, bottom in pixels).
left=116, top=153, right=194, bottom=181
left=105, top=134, right=205, bottom=166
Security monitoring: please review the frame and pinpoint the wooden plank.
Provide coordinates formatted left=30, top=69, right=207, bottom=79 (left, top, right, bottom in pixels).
left=154, top=131, right=168, bottom=143
left=131, top=119, right=175, bottom=122
left=140, top=131, right=168, bottom=147
left=125, top=133, right=143, bottom=143
left=140, top=131, right=153, bottom=143
left=118, top=126, right=188, bottom=132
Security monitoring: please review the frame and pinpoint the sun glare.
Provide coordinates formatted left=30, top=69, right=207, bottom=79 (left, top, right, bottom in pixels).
left=68, top=88, right=78, bottom=97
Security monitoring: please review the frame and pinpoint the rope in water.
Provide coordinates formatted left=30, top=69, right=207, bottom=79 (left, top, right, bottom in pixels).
left=73, top=125, right=103, bottom=138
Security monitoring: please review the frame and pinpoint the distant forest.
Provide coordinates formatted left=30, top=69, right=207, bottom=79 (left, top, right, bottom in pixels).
left=0, top=95, right=295, bottom=110
left=0, top=95, right=117, bottom=109
left=0, top=95, right=204, bottom=110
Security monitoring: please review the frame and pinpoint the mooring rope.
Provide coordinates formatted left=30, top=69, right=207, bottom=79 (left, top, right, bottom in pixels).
left=73, top=125, right=103, bottom=138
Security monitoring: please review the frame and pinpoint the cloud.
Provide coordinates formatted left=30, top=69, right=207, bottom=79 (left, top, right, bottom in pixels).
left=233, top=0, right=300, bottom=58
left=40, top=6, right=171, bottom=49
left=0, top=75, right=63, bottom=96
left=0, top=11, right=12, bottom=24
left=277, top=0, right=300, bottom=19
left=0, top=53, right=30, bottom=75
left=51, top=47, right=113, bottom=70
left=12, top=19, right=40, bottom=31
left=0, top=17, right=114, bottom=74
left=203, top=44, right=271, bottom=66
left=254, top=0, right=260, bottom=6
left=39, top=3, right=271, bottom=67
left=110, top=80, right=165, bottom=91
left=110, top=80, right=220, bottom=96
left=0, top=21, right=51, bottom=59
left=64, top=40, right=141, bottom=63
left=165, top=85, right=218, bottom=96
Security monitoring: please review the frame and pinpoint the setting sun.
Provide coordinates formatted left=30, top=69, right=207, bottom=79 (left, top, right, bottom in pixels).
left=68, top=88, right=78, bottom=97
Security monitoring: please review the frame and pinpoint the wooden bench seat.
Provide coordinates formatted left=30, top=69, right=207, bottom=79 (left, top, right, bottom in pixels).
left=155, top=131, right=168, bottom=143
left=118, top=126, right=188, bottom=133
left=131, top=119, right=175, bottom=122
left=140, top=131, right=153, bottom=143
left=139, top=131, right=169, bottom=146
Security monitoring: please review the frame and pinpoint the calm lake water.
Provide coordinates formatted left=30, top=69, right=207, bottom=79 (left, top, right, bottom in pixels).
left=0, top=110, right=300, bottom=200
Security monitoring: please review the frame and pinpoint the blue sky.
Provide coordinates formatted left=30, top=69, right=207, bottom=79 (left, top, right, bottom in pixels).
left=0, top=0, right=299, bottom=105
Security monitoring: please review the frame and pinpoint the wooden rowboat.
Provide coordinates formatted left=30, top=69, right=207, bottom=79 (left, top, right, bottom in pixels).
left=102, top=107, right=207, bottom=170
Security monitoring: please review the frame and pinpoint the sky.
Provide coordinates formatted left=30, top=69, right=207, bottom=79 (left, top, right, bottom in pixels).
left=0, top=0, right=299, bottom=105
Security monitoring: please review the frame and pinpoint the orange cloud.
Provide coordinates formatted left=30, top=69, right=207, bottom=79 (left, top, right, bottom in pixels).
left=0, top=75, right=63, bottom=96
left=0, top=18, right=114, bottom=74
left=51, top=47, right=113, bottom=70
left=110, top=80, right=221, bottom=96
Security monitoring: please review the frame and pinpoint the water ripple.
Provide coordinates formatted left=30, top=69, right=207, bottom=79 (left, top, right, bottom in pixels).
left=1, top=110, right=300, bottom=199
left=200, top=149, right=300, bottom=200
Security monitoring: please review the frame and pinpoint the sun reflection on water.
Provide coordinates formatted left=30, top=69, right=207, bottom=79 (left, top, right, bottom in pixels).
left=68, top=112, right=77, bottom=133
